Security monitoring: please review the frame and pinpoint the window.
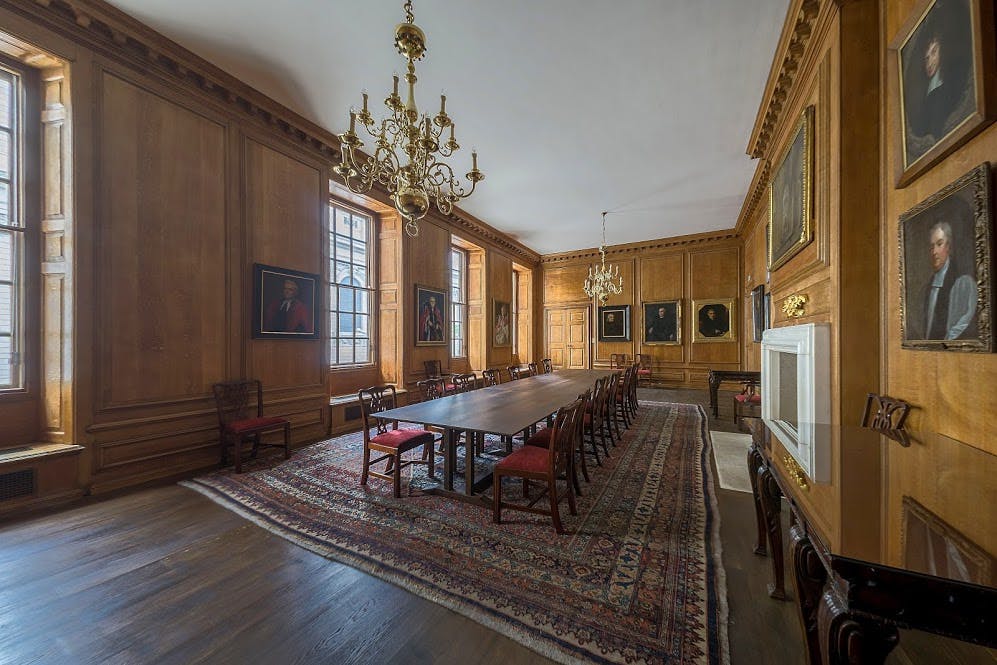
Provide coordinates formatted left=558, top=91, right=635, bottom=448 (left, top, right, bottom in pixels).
left=0, top=68, right=22, bottom=390
left=511, top=270, right=519, bottom=356
left=450, top=246, right=466, bottom=358
left=329, top=202, right=374, bottom=366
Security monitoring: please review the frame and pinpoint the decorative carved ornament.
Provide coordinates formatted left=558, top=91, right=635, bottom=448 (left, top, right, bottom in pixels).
left=782, top=293, right=808, bottom=318
left=541, top=231, right=738, bottom=265
left=747, top=0, right=820, bottom=159
left=17, top=0, right=539, bottom=264
left=782, top=454, right=809, bottom=491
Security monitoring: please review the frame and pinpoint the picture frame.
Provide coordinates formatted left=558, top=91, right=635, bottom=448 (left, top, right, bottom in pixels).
left=642, top=300, right=681, bottom=345
left=252, top=263, right=319, bottom=340
left=764, top=292, right=772, bottom=331
left=889, top=0, right=996, bottom=187
left=415, top=284, right=447, bottom=346
left=768, top=106, right=815, bottom=271
left=493, top=299, right=512, bottom=347
left=692, top=298, right=736, bottom=343
left=598, top=305, right=631, bottom=342
left=898, top=162, right=993, bottom=352
left=751, top=285, right=767, bottom=343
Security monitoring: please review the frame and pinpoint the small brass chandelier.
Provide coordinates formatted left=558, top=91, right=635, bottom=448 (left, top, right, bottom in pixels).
left=583, top=212, right=623, bottom=305
left=333, top=0, right=484, bottom=238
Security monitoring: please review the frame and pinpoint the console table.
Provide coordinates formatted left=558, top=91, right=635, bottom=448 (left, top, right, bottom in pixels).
left=745, top=418, right=996, bottom=664
left=707, top=369, right=760, bottom=417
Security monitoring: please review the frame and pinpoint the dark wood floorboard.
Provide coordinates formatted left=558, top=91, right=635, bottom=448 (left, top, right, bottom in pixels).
left=0, top=388, right=991, bottom=664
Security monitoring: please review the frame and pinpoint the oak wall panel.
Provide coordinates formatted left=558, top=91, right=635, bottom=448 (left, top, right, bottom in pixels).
left=97, top=70, right=227, bottom=408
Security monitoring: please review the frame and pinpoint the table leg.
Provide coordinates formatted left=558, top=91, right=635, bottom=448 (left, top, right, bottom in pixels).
left=464, top=430, right=477, bottom=496
left=443, top=428, right=454, bottom=492
left=758, top=464, right=787, bottom=600
left=708, top=370, right=721, bottom=417
left=791, top=523, right=826, bottom=664
left=748, top=445, right=767, bottom=556
left=817, top=586, right=899, bottom=665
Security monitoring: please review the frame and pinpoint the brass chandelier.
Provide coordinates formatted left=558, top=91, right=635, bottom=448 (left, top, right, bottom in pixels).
left=333, top=0, right=484, bottom=238
left=583, top=212, right=623, bottom=305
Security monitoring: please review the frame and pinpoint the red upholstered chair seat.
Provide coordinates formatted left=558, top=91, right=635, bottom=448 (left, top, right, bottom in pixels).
left=370, top=429, right=435, bottom=450
left=225, top=416, right=287, bottom=434
left=495, top=445, right=549, bottom=474
left=583, top=413, right=592, bottom=425
left=445, top=383, right=456, bottom=392
left=525, top=428, right=553, bottom=448
left=637, top=369, right=651, bottom=376
left=734, top=394, right=762, bottom=404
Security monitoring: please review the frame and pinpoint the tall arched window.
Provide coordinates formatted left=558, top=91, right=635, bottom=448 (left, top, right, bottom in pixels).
left=329, top=202, right=374, bottom=366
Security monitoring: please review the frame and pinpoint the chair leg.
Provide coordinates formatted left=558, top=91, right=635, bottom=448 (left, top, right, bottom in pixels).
left=219, top=432, right=228, bottom=467
left=523, top=477, right=530, bottom=499
left=361, top=446, right=371, bottom=486
left=598, top=422, right=611, bottom=457
left=577, top=436, right=591, bottom=482
left=549, top=478, right=564, bottom=534
left=493, top=472, right=502, bottom=524
left=426, top=441, right=435, bottom=479
left=392, top=452, right=402, bottom=498
left=250, top=433, right=261, bottom=458
left=566, top=478, right=578, bottom=516
left=283, top=423, right=291, bottom=459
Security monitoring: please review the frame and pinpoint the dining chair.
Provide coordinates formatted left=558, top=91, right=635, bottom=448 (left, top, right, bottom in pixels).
left=212, top=379, right=290, bottom=473
left=637, top=353, right=653, bottom=386
left=424, top=359, right=455, bottom=391
left=481, top=368, right=501, bottom=386
left=610, top=353, right=629, bottom=369
left=524, top=389, right=591, bottom=495
left=541, top=358, right=553, bottom=373
left=528, top=362, right=539, bottom=376
left=584, top=376, right=611, bottom=464
left=508, top=365, right=530, bottom=380
left=627, top=363, right=640, bottom=413
left=451, top=373, right=477, bottom=393
left=493, top=397, right=583, bottom=534
left=605, top=371, right=624, bottom=443
left=733, top=380, right=762, bottom=425
left=359, top=385, right=435, bottom=498
left=861, top=393, right=911, bottom=430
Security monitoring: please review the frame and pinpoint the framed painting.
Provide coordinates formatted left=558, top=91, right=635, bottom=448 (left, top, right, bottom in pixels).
left=692, top=298, right=736, bottom=343
left=252, top=263, right=319, bottom=340
left=889, top=0, right=996, bottom=187
left=642, top=300, right=681, bottom=345
left=768, top=106, right=815, bottom=271
left=415, top=284, right=447, bottom=346
left=751, top=285, right=767, bottom=343
left=598, top=305, right=630, bottom=342
left=493, top=299, right=512, bottom=347
left=764, top=292, right=772, bottom=331
left=899, top=162, right=993, bottom=351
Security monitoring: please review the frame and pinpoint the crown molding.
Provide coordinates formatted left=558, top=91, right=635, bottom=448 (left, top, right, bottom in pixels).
left=746, top=0, right=821, bottom=159
left=540, top=230, right=739, bottom=265
left=734, top=158, right=771, bottom=237
left=10, top=0, right=540, bottom=264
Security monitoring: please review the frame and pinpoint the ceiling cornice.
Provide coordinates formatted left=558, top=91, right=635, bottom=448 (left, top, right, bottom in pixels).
left=10, top=0, right=540, bottom=264
left=746, top=0, right=821, bottom=159
left=733, top=158, right=771, bottom=237
left=540, top=230, right=739, bottom=266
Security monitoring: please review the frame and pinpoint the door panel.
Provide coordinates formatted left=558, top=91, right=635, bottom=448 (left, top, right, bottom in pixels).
left=545, top=306, right=589, bottom=370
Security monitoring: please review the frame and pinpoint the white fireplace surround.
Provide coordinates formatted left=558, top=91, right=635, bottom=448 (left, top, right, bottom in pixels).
left=761, top=322, right=831, bottom=482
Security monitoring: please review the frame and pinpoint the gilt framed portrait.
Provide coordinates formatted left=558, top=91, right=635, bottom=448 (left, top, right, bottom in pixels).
left=768, top=106, right=815, bottom=271
left=898, top=163, right=992, bottom=352
left=751, top=285, right=767, bottom=343
left=890, top=0, right=996, bottom=187
left=415, top=284, right=447, bottom=346
left=252, top=263, right=319, bottom=340
left=493, top=299, right=512, bottom=347
left=598, top=305, right=630, bottom=342
left=692, top=298, right=736, bottom=343
left=642, top=300, right=681, bottom=345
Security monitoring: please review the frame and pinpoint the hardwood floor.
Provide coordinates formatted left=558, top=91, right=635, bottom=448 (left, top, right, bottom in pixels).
left=0, top=389, right=990, bottom=664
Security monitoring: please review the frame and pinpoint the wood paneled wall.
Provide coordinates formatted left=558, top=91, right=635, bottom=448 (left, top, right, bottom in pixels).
left=0, top=0, right=538, bottom=497
left=542, top=234, right=741, bottom=387
left=882, top=0, right=997, bottom=455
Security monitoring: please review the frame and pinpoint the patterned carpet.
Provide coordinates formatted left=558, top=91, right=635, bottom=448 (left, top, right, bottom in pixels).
left=182, top=401, right=729, bottom=664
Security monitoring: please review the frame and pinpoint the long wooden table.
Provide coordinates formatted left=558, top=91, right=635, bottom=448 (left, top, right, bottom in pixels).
left=376, top=369, right=615, bottom=497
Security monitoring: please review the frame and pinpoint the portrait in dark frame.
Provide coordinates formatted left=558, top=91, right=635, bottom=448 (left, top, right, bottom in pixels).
left=891, top=0, right=996, bottom=186
left=253, top=263, right=319, bottom=340
left=493, top=299, right=512, bottom=348
left=769, top=107, right=814, bottom=271
left=899, top=163, right=993, bottom=352
left=642, top=301, right=681, bottom=345
left=415, top=284, right=447, bottom=346
left=598, top=305, right=631, bottom=342
left=751, top=285, right=767, bottom=343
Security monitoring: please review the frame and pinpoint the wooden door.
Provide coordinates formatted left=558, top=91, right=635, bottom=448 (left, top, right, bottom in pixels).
left=545, top=307, right=589, bottom=369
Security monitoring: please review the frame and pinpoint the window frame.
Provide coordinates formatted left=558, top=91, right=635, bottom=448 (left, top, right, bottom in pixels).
left=511, top=270, right=519, bottom=357
left=450, top=245, right=467, bottom=359
left=328, top=200, right=376, bottom=369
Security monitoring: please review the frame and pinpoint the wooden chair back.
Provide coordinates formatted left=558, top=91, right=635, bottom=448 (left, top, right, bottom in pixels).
left=589, top=376, right=608, bottom=428
left=508, top=365, right=530, bottom=380
left=212, top=379, right=264, bottom=426
left=451, top=373, right=477, bottom=393
left=528, top=362, right=539, bottom=376
left=862, top=393, right=911, bottom=430
left=481, top=369, right=501, bottom=387
left=417, top=377, right=448, bottom=401
left=610, top=353, right=629, bottom=369
left=604, top=371, right=621, bottom=416
left=358, top=385, right=399, bottom=442
left=550, top=397, right=585, bottom=477
left=424, top=359, right=446, bottom=378
left=541, top=358, right=553, bottom=373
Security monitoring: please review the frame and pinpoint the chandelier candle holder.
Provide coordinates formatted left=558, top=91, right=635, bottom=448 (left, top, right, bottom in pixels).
left=583, top=212, right=624, bottom=305
left=333, top=0, right=484, bottom=238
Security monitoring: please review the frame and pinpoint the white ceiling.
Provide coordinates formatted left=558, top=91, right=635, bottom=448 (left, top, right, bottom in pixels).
left=106, top=0, right=789, bottom=255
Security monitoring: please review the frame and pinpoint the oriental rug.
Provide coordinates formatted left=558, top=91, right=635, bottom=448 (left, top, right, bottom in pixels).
left=182, top=401, right=729, bottom=665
